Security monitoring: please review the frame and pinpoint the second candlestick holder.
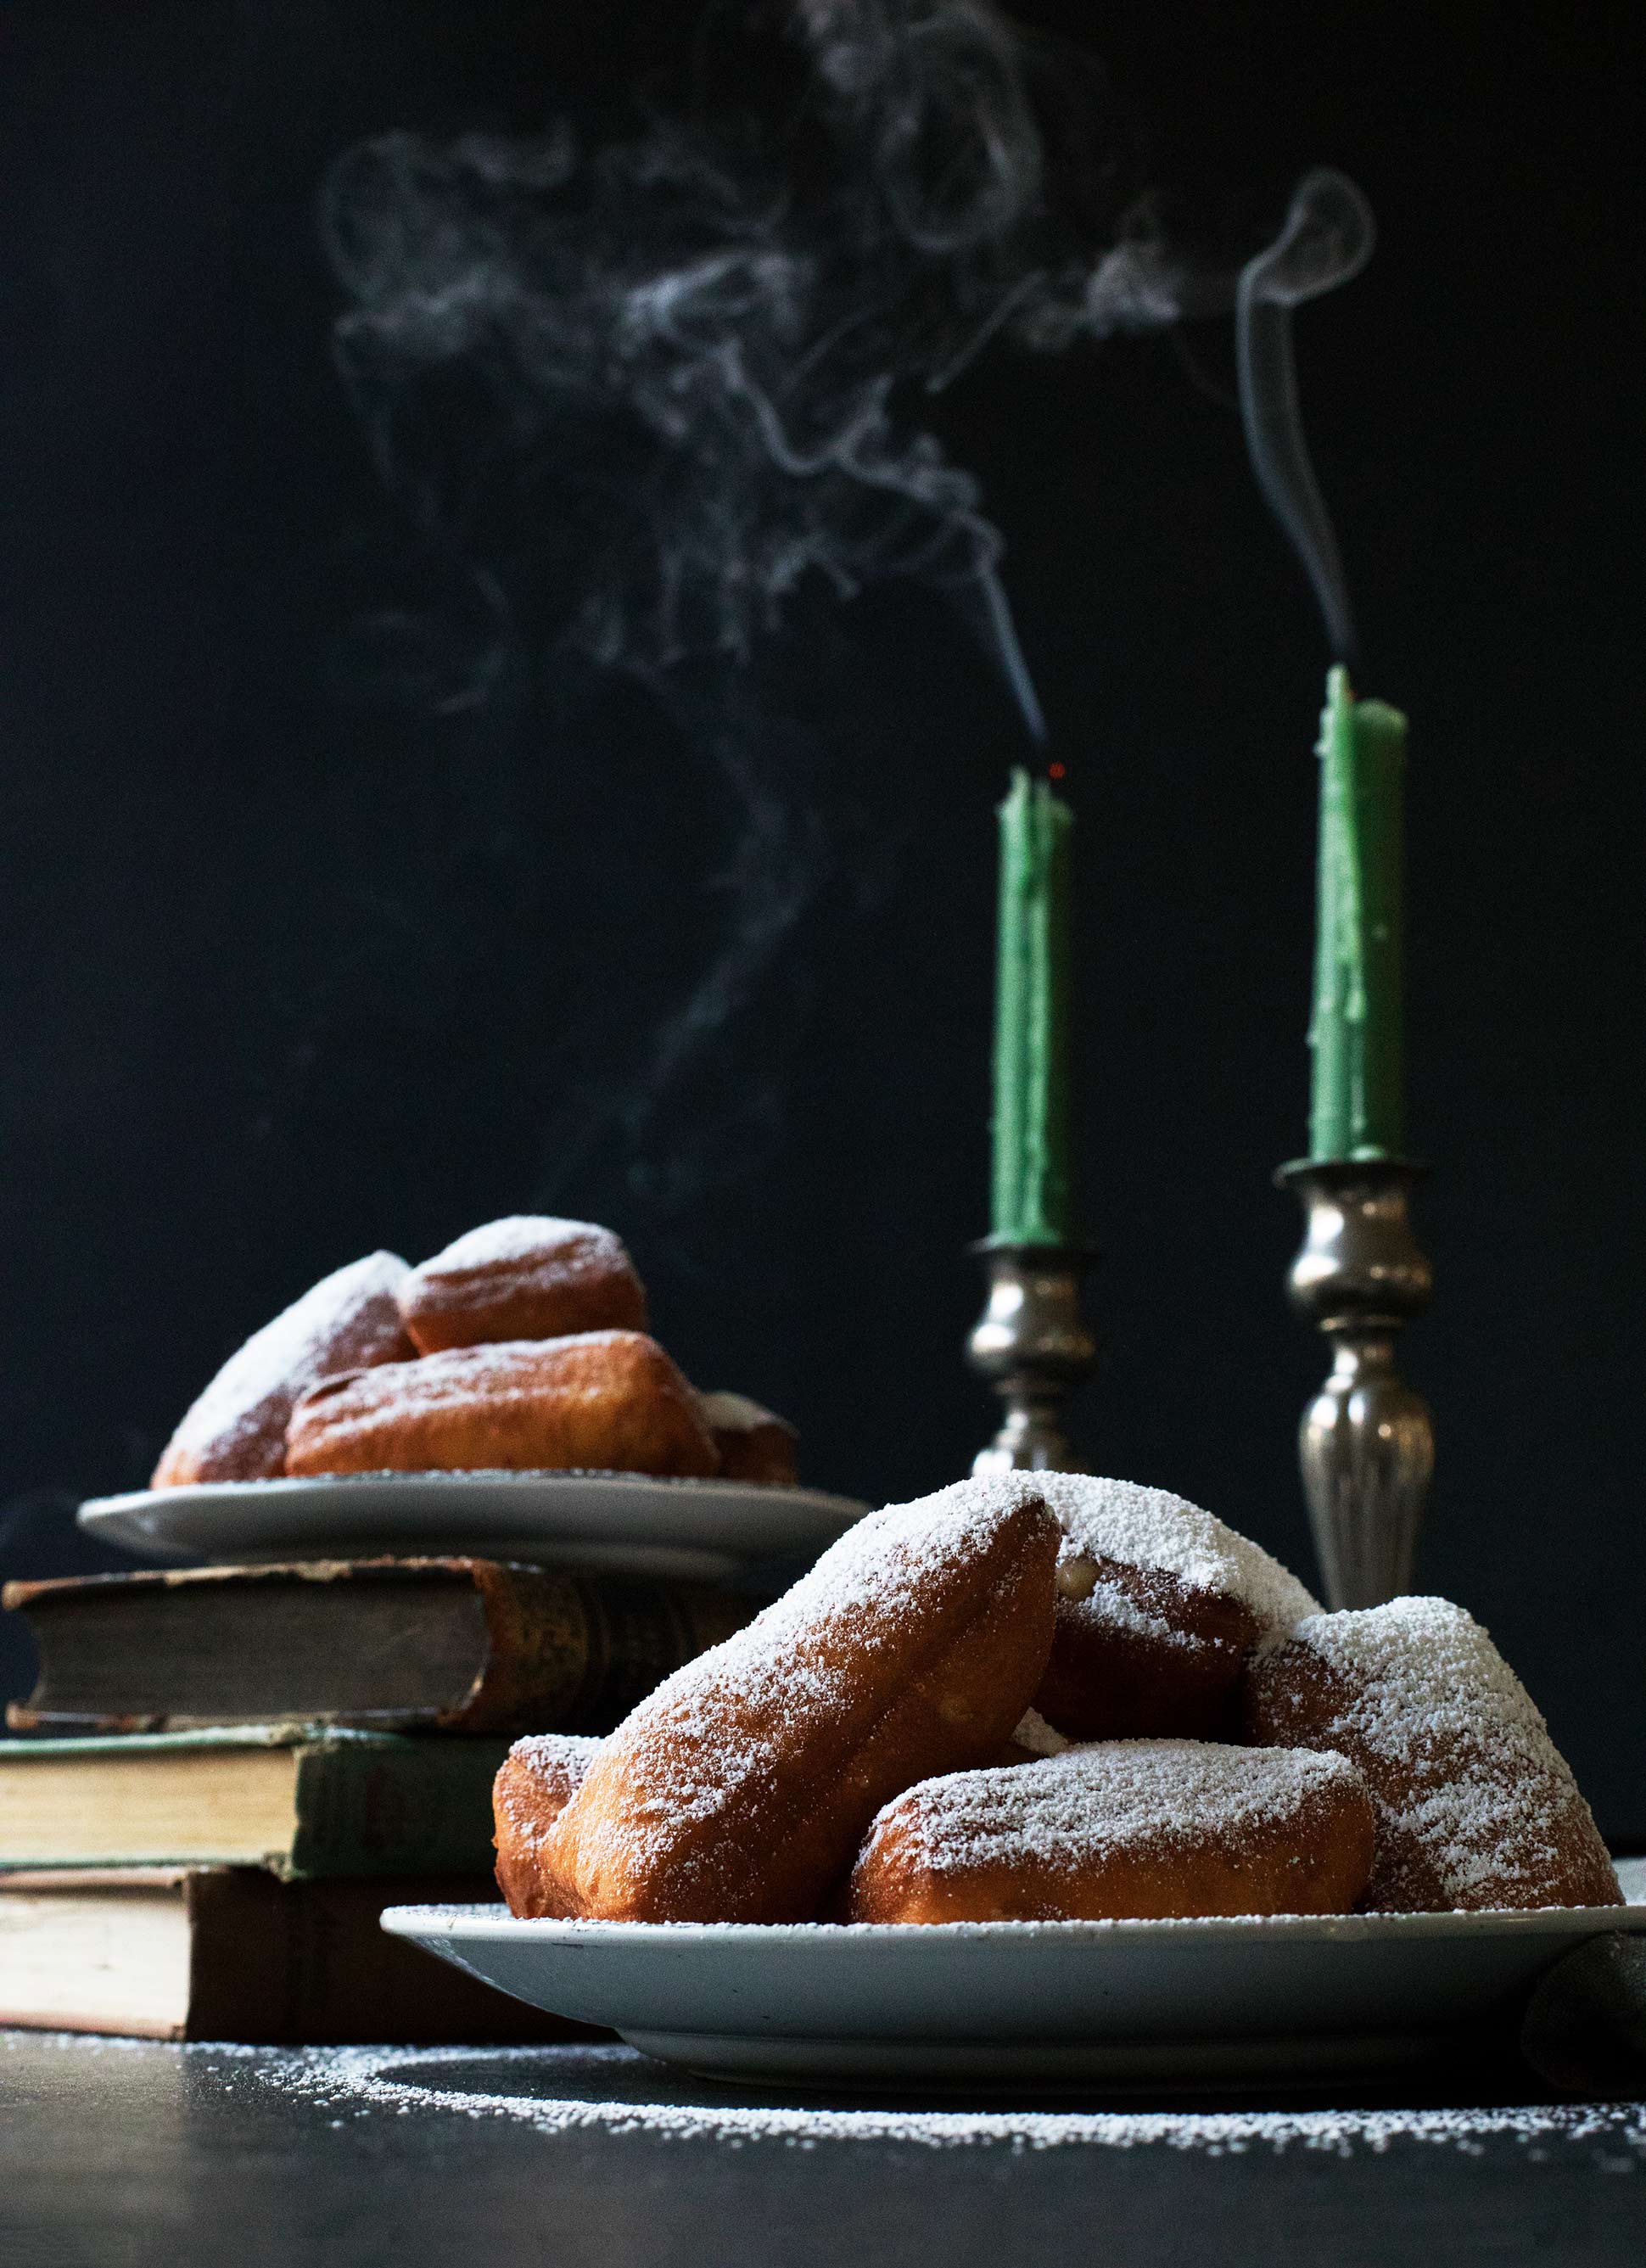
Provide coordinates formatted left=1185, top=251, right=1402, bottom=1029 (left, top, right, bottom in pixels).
left=967, top=1242, right=1099, bottom=1475
left=1278, top=1157, right=1435, bottom=1610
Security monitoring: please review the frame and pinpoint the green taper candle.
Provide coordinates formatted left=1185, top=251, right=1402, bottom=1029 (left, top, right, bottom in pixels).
left=991, top=767, right=1075, bottom=1244
left=1309, top=665, right=1408, bottom=1160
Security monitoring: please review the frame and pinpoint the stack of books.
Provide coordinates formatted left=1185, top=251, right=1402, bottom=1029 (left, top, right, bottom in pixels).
left=0, top=1556, right=746, bottom=2041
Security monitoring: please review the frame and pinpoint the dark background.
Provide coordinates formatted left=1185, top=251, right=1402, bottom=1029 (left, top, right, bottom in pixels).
left=1, top=3, right=1640, bottom=1831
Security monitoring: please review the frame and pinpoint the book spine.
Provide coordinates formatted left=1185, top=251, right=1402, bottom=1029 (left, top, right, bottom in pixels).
left=282, top=1738, right=509, bottom=1881
left=185, top=1871, right=293, bottom=2040
left=454, top=1568, right=750, bottom=1735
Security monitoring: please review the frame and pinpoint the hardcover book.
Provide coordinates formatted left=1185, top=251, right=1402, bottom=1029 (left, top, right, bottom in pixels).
left=0, top=1867, right=593, bottom=2043
left=0, top=1724, right=508, bottom=1879
left=4, top=1557, right=749, bottom=1734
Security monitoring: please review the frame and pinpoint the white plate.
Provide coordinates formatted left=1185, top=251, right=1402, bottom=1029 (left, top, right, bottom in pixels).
left=382, top=1901, right=1646, bottom=2088
left=77, top=1472, right=869, bottom=1582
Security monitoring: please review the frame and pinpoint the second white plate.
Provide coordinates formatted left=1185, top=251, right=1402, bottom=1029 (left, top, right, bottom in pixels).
left=77, top=1470, right=870, bottom=1582
left=382, top=1901, right=1646, bottom=2088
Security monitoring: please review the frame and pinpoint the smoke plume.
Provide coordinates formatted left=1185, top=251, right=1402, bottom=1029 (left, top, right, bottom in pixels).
left=321, top=1, right=1371, bottom=1210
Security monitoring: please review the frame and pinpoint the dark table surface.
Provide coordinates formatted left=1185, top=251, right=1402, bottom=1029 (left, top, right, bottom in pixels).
left=4, top=2030, right=1644, bottom=2268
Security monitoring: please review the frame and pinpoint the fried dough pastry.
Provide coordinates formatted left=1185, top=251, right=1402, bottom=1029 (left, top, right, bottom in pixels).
left=151, top=1252, right=414, bottom=1488
left=697, top=1391, right=799, bottom=1485
left=848, top=1739, right=1376, bottom=1924
left=493, top=1734, right=603, bottom=1918
left=399, top=1217, right=647, bottom=1355
left=283, top=1330, right=718, bottom=1480
left=1027, top=1476, right=1318, bottom=1741
left=512, top=1477, right=1062, bottom=1924
left=1244, top=1598, right=1621, bottom=1912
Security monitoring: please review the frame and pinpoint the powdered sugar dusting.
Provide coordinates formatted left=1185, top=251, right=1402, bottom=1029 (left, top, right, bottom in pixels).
left=1083, top=1576, right=1189, bottom=1648
left=1030, top=1476, right=1318, bottom=1641
left=152, top=1252, right=411, bottom=1484
left=417, top=1216, right=630, bottom=1274
left=558, top=1475, right=1055, bottom=1899
left=149, top=2038, right=1646, bottom=2160
left=1267, top=1599, right=1621, bottom=1910
left=1011, top=1711, right=1069, bottom=1757
left=867, top=1741, right=1363, bottom=1879
left=497, top=1735, right=603, bottom=1853
left=298, top=1332, right=655, bottom=1416
left=509, top=1733, right=605, bottom=1775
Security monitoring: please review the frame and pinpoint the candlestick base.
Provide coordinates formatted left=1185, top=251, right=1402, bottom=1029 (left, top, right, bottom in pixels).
left=1277, top=1159, right=1434, bottom=1610
left=966, top=1243, right=1098, bottom=1476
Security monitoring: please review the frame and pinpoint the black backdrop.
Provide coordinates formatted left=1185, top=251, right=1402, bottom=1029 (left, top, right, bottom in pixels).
left=2, top=2, right=1641, bottom=1834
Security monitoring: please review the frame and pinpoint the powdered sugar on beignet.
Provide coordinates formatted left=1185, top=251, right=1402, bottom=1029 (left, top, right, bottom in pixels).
left=285, top=1330, right=717, bottom=1478
left=1035, top=1476, right=1318, bottom=1638
left=151, top=1252, right=413, bottom=1487
left=523, top=1476, right=1061, bottom=1924
left=493, top=1733, right=604, bottom=1918
left=697, top=1391, right=799, bottom=1485
left=1244, top=1597, right=1621, bottom=1912
left=1029, top=1476, right=1319, bottom=1740
left=848, top=1739, right=1375, bottom=1923
left=400, top=1216, right=647, bottom=1354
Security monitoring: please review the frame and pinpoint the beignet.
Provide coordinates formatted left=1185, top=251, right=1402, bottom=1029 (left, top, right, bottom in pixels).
left=513, top=1476, right=1061, bottom=1924
left=697, top=1391, right=799, bottom=1485
left=1244, top=1598, right=1621, bottom=1912
left=848, top=1739, right=1376, bottom=1924
left=493, top=1733, right=603, bottom=1918
left=1028, top=1476, right=1318, bottom=1740
left=283, top=1330, right=717, bottom=1480
left=399, top=1217, right=647, bottom=1355
left=152, top=1252, right=414, bottom=1487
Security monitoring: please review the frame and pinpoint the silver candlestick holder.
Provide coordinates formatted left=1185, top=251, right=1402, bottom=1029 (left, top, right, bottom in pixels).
left=967, top=1242, right=1099, bottom=1475
left=1277, top=1158, right=1434, bottom=1610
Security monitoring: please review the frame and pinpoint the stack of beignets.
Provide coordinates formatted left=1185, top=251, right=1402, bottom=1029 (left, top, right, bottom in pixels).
left=495, top=1471, right=1621, bottom=1926
left=149, top=1216, right=799, bottom=1488
left=505, top=1479, right=1060, bottom=1923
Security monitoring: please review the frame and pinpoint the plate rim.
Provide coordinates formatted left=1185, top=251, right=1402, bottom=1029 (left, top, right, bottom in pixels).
left=79, top=1471, right=871, bottom=1520
left=381, top=1899, right=1646, bottom=1948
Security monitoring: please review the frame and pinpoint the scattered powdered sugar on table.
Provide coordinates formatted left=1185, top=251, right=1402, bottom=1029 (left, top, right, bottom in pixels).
left=8, top=2035, right=1643, bottom=2164
left=866, top=1742, right=1363, bottom=1878
left=162, top=2039, right=1645, bottom=2161
left=1030, top=1476, right=1319, bottom=1640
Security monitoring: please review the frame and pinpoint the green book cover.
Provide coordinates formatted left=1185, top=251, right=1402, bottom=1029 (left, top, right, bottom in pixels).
left=0, top=1724, right=510, bottom=1881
